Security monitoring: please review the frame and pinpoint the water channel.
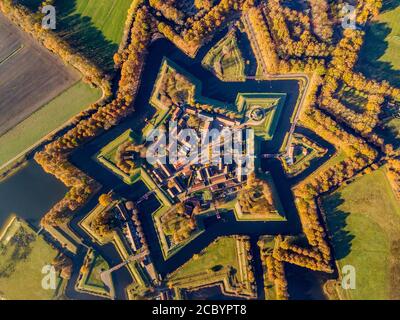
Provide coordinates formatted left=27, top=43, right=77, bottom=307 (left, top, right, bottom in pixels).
left=0, top=29, right=333, bottom=300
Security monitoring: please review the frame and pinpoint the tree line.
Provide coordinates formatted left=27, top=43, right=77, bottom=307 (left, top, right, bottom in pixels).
left=34, top=5, right=154, bottom=226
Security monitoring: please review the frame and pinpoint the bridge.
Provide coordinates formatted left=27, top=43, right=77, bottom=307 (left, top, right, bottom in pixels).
left=135, top=190, right=155, bottom=205
left=100, top=249, right=148, bottom=299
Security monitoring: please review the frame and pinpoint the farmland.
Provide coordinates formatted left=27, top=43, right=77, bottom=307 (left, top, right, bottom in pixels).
left=322, top=168, right=400, bottom=300
left=0, top=11, right=79, bottom=136
left=0, top=81, right=101, bottom=167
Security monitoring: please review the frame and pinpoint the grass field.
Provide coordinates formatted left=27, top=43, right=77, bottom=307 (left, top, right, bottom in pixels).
left=0, top=217, right=62, bottom=300
left=0, top=81, right=101, bottom=167
left=357, top=1, right=400, bottom=86
left=169, top=237, right=239, bottom=281
left=322, top=167, right=400, bottom=300
left=55, top=0, right=133, bottom=71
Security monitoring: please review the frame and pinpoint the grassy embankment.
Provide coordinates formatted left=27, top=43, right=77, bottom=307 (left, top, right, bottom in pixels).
left=75, top=249, right=113, bottom=298
left=235, top=93, right=287, bottom=140
left=202, top=30, right=246, bottom=81
left=322, top=167, right=400, bottom=300
left=168, top=236, right=255, bottom=299
left=79, top=202, right=149, bottom=291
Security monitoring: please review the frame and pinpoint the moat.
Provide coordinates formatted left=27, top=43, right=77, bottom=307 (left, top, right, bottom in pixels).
left=0, top=32, right=333, bottom=300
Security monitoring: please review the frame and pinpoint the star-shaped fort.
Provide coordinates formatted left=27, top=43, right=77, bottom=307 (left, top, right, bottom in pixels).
left=0, top=0, right=400, bottom=301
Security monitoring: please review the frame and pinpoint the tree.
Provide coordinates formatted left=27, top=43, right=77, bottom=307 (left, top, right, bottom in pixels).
left=195, top=0, right=214, bottom=11
left=99, top=193, right=113, bottom=207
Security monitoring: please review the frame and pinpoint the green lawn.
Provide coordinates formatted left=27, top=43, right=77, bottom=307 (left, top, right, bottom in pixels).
left=357, top=1, right=400, bottom=86
left=76, top=250, right=111, bottom=297
left=0, top=81, right=101, bottom=167
left=73, top=0, right=132, bottom=45
left=54, top=0, right=133, bottom=71
left=0, top=217, right=62, bottom=300
left=202, top=30, right=246, bottom=81
left=236, top=93, right=287, bottom=140
left=85, top=253, right=109, bottom=288
left=169, top=237, right=239, bottom=281
left=322, top=167, right=400, bottom=300
left=97, top=129, right=134, bottom=164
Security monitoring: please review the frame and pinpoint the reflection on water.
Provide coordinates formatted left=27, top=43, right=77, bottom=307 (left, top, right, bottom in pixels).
left=285, top=264, right=328, bottom=300
left=0, top=161, right=67, bottom=227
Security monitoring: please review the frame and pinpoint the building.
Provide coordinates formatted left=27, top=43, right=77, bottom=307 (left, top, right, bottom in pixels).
left=156, top=159, right=173, bottom=177
left=216, top=115, right=236, bottom=127
left=190, top=182, right=206, bottom=193
left=210, top=174, right=228, bottom=185
left=198, top=111, right=214, bottom=123
left=185, top=105, right=197, bottom=115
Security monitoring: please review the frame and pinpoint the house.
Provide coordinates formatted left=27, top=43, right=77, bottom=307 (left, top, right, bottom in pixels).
left=201, top=120, right=212, bottom=131
left=181, top=165, right=192, bottom=176
left=196, top=169, right=204, bottom=181
left=210, top=174, right=228, bottom=185
left=210, top=184, right=219, bottom=192
left=167, top=188, right=176, bottom=198
left=286, top=145, right=295, bottom=165
left=125, top=222, right=141, bottom=252
left=178, top=118, right=186, bottom=127
left=156, top=159, right=173, bottom=177
left=174, top=178, right=184, bottom=193
left=152, top=170, right=164, bottom=183
left=198, top=111, right=214, bottom=123
left=236, top=164, right=243, bottom=182
left=216, top=115, right=236, bottom=127
left=190, top=182, right=206, bottom=193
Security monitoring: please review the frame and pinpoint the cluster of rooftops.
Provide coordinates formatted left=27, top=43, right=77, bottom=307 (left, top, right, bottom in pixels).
left=146, top=104, right=254, bottom=205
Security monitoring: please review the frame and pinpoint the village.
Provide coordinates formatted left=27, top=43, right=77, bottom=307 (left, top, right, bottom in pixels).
left=146, top=103, right=255, bottom=214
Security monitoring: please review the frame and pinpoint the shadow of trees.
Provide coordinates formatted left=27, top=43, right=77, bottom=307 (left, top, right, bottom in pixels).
left=18, top=0, right=42, bottom=11
left=382, top=0, right=400, bottom=12
left=322, top=193, right=354, bottom=260
left=356, top=1, right=400, bottom=87
left=236, top=29, right=258, bottom=77
left=54, top=0, right=118, bottom=73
